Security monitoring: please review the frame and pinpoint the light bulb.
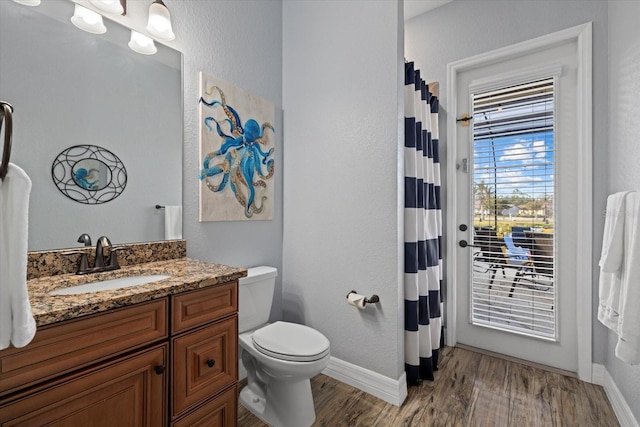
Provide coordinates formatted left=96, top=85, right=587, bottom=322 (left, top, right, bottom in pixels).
left=146, top=0, right=175, bottom=41
left=71, top=4, right=107, bottom=34
left=128, top=30, right=157, bottom=55
left=149, top=15, right=168, bottom=32
left=88, top=0, right=124, bottom=15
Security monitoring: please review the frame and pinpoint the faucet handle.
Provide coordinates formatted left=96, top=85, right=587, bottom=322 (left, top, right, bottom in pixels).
left=61, top=250, right=90, bottom=274
left=107, top=247, right=126, bottom=269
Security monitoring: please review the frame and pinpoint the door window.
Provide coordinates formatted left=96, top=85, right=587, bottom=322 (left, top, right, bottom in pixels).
left=470, top=78, right=556, bottom=340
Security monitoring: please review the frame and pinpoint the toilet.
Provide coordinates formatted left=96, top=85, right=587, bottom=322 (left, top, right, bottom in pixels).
left=239, top=266, right=330, bottom=427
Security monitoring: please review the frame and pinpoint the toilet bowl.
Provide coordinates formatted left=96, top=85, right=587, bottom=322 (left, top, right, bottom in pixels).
left=239, top=267, right=330, bottom=427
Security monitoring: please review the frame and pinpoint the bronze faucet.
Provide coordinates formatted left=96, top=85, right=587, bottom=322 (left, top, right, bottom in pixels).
left=64, top=234, right=122, bottom=275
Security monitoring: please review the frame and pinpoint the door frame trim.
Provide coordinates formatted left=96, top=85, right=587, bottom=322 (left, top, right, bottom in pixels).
left=445, top=22, right=593, bottom=381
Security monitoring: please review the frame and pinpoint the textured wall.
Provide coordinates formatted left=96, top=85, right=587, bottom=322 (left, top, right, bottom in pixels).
left=606, top=0, right=640, bottom=420
left=81, top=0, right=285, bottom=320
left=404, top=0, right=609, bottom=364
left=282, top=1, right=405, bottom=379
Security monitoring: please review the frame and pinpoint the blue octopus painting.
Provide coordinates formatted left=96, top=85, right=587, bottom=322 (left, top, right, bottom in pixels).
left=199, top=85, right=275, bottom=218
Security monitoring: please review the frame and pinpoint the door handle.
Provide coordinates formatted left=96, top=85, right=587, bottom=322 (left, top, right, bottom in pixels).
left=459, top=240, right=478, bottom=248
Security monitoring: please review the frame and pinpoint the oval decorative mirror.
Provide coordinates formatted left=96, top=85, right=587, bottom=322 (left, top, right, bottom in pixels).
left=51, top=145, right=127, bottom=204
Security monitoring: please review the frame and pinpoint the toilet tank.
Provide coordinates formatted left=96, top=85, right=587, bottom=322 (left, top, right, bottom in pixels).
left=238, top=266, right=277, bottom=333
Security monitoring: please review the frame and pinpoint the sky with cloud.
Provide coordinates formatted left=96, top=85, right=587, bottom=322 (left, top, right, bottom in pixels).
left=474, top=130, right=554, bottom=199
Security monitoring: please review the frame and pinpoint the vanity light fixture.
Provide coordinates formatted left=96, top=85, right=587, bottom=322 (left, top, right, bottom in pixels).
left=88, top=0, right=126, bottom=15
left=11, top=0, right=41, bottom=6
left=146, top=0, right=175, bottom=41
left=70, top=4, right=107, bottom=35
left=128, top=30, right=157, bottom=55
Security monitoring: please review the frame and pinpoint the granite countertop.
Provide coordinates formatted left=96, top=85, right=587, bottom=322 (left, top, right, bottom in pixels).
left=28, top=257, right=247, bottom=327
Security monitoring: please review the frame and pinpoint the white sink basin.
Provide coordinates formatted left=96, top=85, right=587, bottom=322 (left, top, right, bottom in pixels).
left=49, top=274, right=171, bottom=295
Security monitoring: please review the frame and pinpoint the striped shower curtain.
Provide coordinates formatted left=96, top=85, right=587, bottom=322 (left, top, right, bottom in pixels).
left=404, top=61, right=443, bottom=384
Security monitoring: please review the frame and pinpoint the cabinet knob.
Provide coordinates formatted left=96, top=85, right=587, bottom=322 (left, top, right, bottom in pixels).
left=206, top=359, right=215, bottom=368
left=154, top=365, right=165, bottom=375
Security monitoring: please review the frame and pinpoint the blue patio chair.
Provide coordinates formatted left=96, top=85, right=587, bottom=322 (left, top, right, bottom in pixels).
left=511, top=232, right=554, bottom=299
left=511, top=226, right=531, bottom=247
left=503, top=234, right=530, bottom=266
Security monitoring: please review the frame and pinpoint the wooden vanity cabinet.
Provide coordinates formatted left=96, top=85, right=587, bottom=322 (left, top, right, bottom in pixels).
left=0, top=280, right=239, bottom=427
left=0, top=299, right=168, bottom=398
left=0, top=344, right=168, bottom=426
left=170, top=282, right=238, bottom=426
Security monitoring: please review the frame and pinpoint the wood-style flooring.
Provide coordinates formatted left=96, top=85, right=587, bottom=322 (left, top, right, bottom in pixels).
left=238, top=346, right=619, bottom=426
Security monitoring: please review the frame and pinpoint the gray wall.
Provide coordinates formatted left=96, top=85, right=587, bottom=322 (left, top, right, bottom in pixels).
left=176, top=1, right=284, bottom=321
left=404, top=0, right=609, bottom=364
left=282, top=0, right=406, bottom=380
left=606, top=0, right=640, bottom=420
left=70, top=0, right=285, bottom=320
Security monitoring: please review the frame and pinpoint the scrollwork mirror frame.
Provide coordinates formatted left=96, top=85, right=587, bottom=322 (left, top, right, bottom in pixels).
left=51, top=144, right=127, bottom=204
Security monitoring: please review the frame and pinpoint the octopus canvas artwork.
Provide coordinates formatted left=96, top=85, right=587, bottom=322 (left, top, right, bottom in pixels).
left=198, top=72, right=275, bottom=221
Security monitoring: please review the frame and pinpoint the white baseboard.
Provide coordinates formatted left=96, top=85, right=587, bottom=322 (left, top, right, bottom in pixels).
left=592, top=363, right=639, bottom=427
left=322, top=356, right=407, bottom=407
left=240, top=353, right=408, bottom=407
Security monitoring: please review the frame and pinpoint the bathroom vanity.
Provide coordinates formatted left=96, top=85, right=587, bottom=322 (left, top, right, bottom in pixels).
left=0, top=241, right=245, bottom=426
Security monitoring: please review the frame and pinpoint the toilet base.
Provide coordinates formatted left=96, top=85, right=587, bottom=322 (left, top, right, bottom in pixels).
left=239, top=378, right=316, bottom=427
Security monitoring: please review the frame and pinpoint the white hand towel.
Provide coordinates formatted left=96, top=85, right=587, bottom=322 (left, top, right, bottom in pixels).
left=0, top=163, right=36, bottom=349
left=597, top=191, right=632, bottom=331
left=164, top=205, right=182, bottom=240
left=616, top=192, right=640, bottom=364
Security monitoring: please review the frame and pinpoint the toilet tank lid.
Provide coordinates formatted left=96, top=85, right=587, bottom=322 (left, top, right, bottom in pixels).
left=239, top=266, right=278, bottom=284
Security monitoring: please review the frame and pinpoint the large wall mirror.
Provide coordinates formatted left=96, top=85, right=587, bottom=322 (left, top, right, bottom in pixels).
left=0, top=0, right=183, bottom=251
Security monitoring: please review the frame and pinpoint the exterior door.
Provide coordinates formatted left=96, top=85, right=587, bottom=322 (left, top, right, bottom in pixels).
left=453, top=37, right=582, bottom=372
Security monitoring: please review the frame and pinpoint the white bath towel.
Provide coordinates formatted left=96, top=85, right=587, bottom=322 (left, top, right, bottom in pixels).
left=616, top=192, right=640, bottom=364
left=598, top=191, right=632, bottom=331
left=164, top=205, right=182, bottom=240
left=600, top=191, right=631, bottom=272
left=0, top=163, right=36, bottom=350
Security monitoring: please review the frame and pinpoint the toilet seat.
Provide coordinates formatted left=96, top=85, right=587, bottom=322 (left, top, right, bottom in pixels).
left=252, top=321, right=330, bottom=362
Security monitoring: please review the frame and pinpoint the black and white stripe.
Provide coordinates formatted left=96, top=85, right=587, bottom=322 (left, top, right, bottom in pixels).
left=404, top=62, right=443, bottom=384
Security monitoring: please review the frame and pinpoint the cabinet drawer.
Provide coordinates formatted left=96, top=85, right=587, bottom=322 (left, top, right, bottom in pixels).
left=171, top=384, right=237, bottom=427
left=171, top=282, right=237, bottom=334
left=0, top=299, right=167, bottom=397
left=172, top=316, right=237, bottom=417
left=0, top=344, right=168, bottom=426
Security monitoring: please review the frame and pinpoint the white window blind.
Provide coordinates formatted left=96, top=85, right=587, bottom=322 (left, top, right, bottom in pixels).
left=470, top=77, right=556, bottom=340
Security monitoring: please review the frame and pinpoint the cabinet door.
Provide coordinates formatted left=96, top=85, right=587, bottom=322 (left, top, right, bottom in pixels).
left=171, top=385, right=237, bottom=427
left=172, top=316, right=237, bottom=418
left=0, top=344, right=167, bottom=427
left=0, top=299, right=167, bottom=397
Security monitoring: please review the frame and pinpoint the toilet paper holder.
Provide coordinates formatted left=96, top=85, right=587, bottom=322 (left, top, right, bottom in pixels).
left=346, top=290, right=380, bottom=306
